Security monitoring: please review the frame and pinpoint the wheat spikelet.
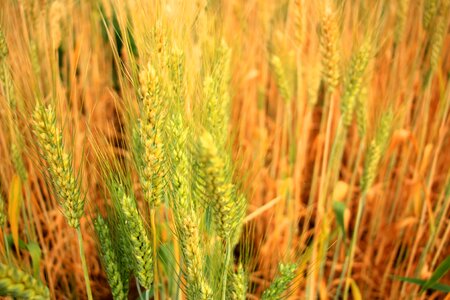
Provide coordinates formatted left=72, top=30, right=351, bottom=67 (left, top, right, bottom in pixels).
left=138, top=63, right=167, bottom=208
left=319, top=2, right=340, bottom=91
left=375, top=110, right=393, bottom=152
left=30, top=41, right=41, bottom=76
left=196, top=131, right=236, bottom=240
left=32, top=104, right=84, bottom=228
left=271, top=55, right=292, bottom=102
left=356, top=87, right=368, bottom=137
left=228, top=264, right=247, bottom=300
left=11, top=144, right=27, bottom=182
left=261, top=263, right=297, bottom=300
left=120, top=193, right=153, bottom=289
left=361, top=111, right=392, bottom=191
left=0, top=28, right=7, bottom=59
left=360, top=140, right=381, bottom=192
left=177, top=212, right=213, bottom=299
left=341, top=41, right=371, bottom=126
left=204, top=40, right=232, bottom=145
left=395, top=0, right=410, bottom=43
left=0, top=63, right=16, bottom=109
left=0, top=264, right=50, bottom=299
left=0, top=194, right=5, bottom=227
left=430, top=3, right=448, bottom=70
left=423, top=0, right=439, bottom=29
left=293, top=0, right=305, bottom=48
left=94, top=216, right=127, bottom=300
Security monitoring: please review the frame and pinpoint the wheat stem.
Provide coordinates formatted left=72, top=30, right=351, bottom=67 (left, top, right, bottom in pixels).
left=150, top=209, right=159, bottom=300
left=76, top=227, right=93, bottom=300
left=222, top=238, right=232, bottom=300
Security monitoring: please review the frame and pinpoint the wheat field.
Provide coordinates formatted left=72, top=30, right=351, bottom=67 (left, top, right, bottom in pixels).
left=0, top=0, right=449, bottom=299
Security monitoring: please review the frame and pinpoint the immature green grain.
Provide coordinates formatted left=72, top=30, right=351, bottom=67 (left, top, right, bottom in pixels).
left=32, top=104, right=84, bottom=228
left=120, top=193, right=153, bottom=289
left=319, top=3, right=340, bottom=91
left=261, top=263, right=297, bottom=300
left=341, top=41, right=371, bottom=126
left=271, top=55, right=292, bottom=102
left=138, top=63, right=167, bottom=208
left=0, top=264, right=50, bottom=299
left=94, top=215, right=127, bottom=300
left=228, top=264, right=247, bottom=300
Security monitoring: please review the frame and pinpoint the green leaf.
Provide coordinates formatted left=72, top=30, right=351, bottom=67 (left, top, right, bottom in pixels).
left=8, top=175, right=22, bottom=253
left=26, top=242, right=42, bottom=278
left=393, top=276, right=450, bottom=293
left=423, top=255, right=450, bottom=290
left=333, top=201, right=346, bottom=237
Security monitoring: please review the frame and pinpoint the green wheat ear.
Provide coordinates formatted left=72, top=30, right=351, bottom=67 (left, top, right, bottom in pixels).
left=177, top=211, right=213, bottom=300
left=341, top=41, right=371, bottom=126
left=271, top=55, right=292, bottom=102
left=319, top=3, right=341, bottom=92
left=0, top=264, right=50, bottom=299
left=261, top=263, right=297, bottom=300
left=0, top=28, right=7, bottom=59
left=137, top=63, right=167, bottom=208
left=423, top=0, right=438, bottom=29
left=0, top=194, right=5, bottom=227
left=196, top=131, right=237, bottom=240
left=361, top=111, right=393, bottom=191
left=228, top=264, right=247, bottom=300
left=32, top=104, right=84, bottom=228
left=120, top=192, right=153, bottom=289
left=94, top=215, right=128, bottom=300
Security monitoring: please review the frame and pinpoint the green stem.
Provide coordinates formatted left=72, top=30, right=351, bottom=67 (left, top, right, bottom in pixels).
left=76, top=227, right=93, bottom=300
left=150, top=209, right=159, bottom=300
left=222, top=238, right=232, bottom=300
left=343, top=192, right=367, bottom=300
